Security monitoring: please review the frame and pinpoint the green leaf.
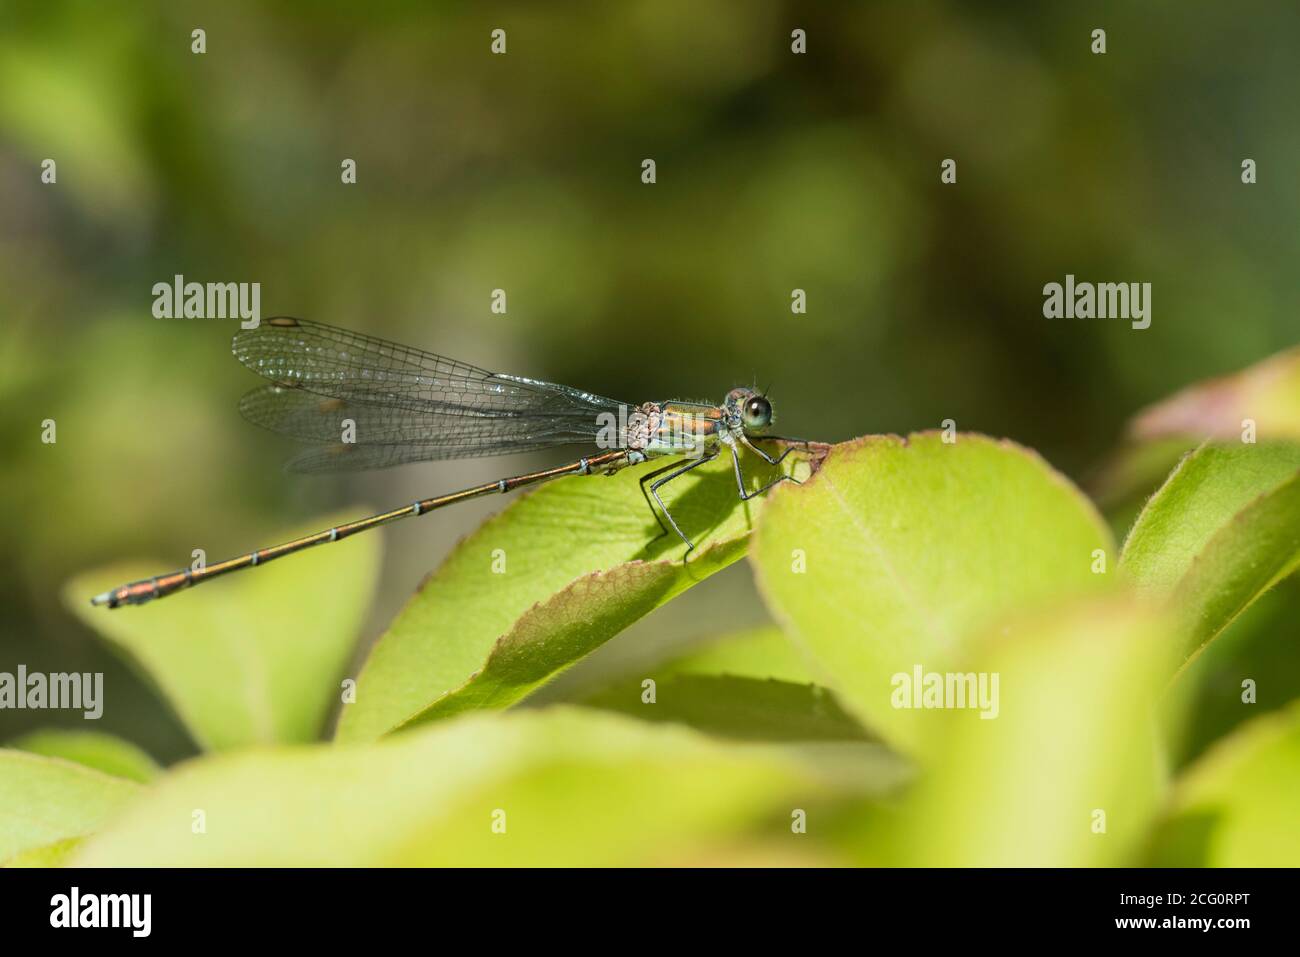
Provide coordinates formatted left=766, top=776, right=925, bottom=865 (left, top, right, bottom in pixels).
left=1119, top=442, right=1300, bottom=657
left=652, top=625, right=817, bottom=683
left=338, top=449, right=816, bottom=741
left=7, top=729, right=159, bottom=783
left=1087, top=435, right=1199, bottom=515
left=1163, top=577, right=1300, bottom=769
left=751, top=433, right=1114, bottom=753
left=1129, top=345, right=1300, bottom=444
left=0, top=750, right=139, bottom=865
left=1148, top=701, right=1300, bottom=866
left=74, top=708, right=848, bottom=866
left=5, top=837, right=82, bottom=867
left=1091, top=346, right=1300, bottom=509
left=65, top=510, right=382, bottom=751
left=886, top=599, right=1178, bottom=866
left=582, top=674, right=872, bottom=742
left=576, top=626, right=870, bottom=741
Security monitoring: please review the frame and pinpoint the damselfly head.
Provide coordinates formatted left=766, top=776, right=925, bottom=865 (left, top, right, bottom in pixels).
left=724, top=387, right=773, bottom=434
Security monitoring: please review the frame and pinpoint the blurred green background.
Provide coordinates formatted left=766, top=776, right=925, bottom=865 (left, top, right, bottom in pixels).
left=2, top=1, right=1297, bottom=763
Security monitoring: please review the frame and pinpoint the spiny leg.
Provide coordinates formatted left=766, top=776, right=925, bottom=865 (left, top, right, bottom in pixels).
left=638, top=459, right=685, bottom=539
left=745, top=436, right=802, bottom=467
left=731, top=442, right=800, bottom=501
left=649, top=452, right=717, bottom=556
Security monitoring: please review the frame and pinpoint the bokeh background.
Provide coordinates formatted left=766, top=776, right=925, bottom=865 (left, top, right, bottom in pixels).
left=2, top=1, right=1297, bottom=763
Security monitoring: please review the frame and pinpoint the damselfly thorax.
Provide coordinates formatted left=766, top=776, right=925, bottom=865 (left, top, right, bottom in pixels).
left=610, top=401, right=728, bottom=463
left=91, top=317, right=808, bottom=608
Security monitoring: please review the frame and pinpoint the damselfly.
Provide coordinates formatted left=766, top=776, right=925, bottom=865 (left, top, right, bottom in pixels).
left=92, top=317, right=809, bottom=609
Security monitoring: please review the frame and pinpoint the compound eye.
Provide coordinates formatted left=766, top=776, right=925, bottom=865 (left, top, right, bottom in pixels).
left=743, top=396, right=772, bottom=430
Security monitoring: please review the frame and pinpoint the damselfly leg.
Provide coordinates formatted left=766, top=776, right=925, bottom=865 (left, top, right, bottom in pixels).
left=638, top=461, right=680, bottom=539
left=747, top=434, right=814, bottom=466
left=729, top=443, right=800, bottom=502
left=647, top=452, right=720, bottom=555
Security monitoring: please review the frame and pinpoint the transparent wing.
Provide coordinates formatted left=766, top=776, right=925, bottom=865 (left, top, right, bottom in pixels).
left=231, top=318, right=630, bottom=471
left=282, top=440, right=589, bottom=474
left=231, top=317, right=627, bottom=417
left=239, top=384, right=610, bottom=465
